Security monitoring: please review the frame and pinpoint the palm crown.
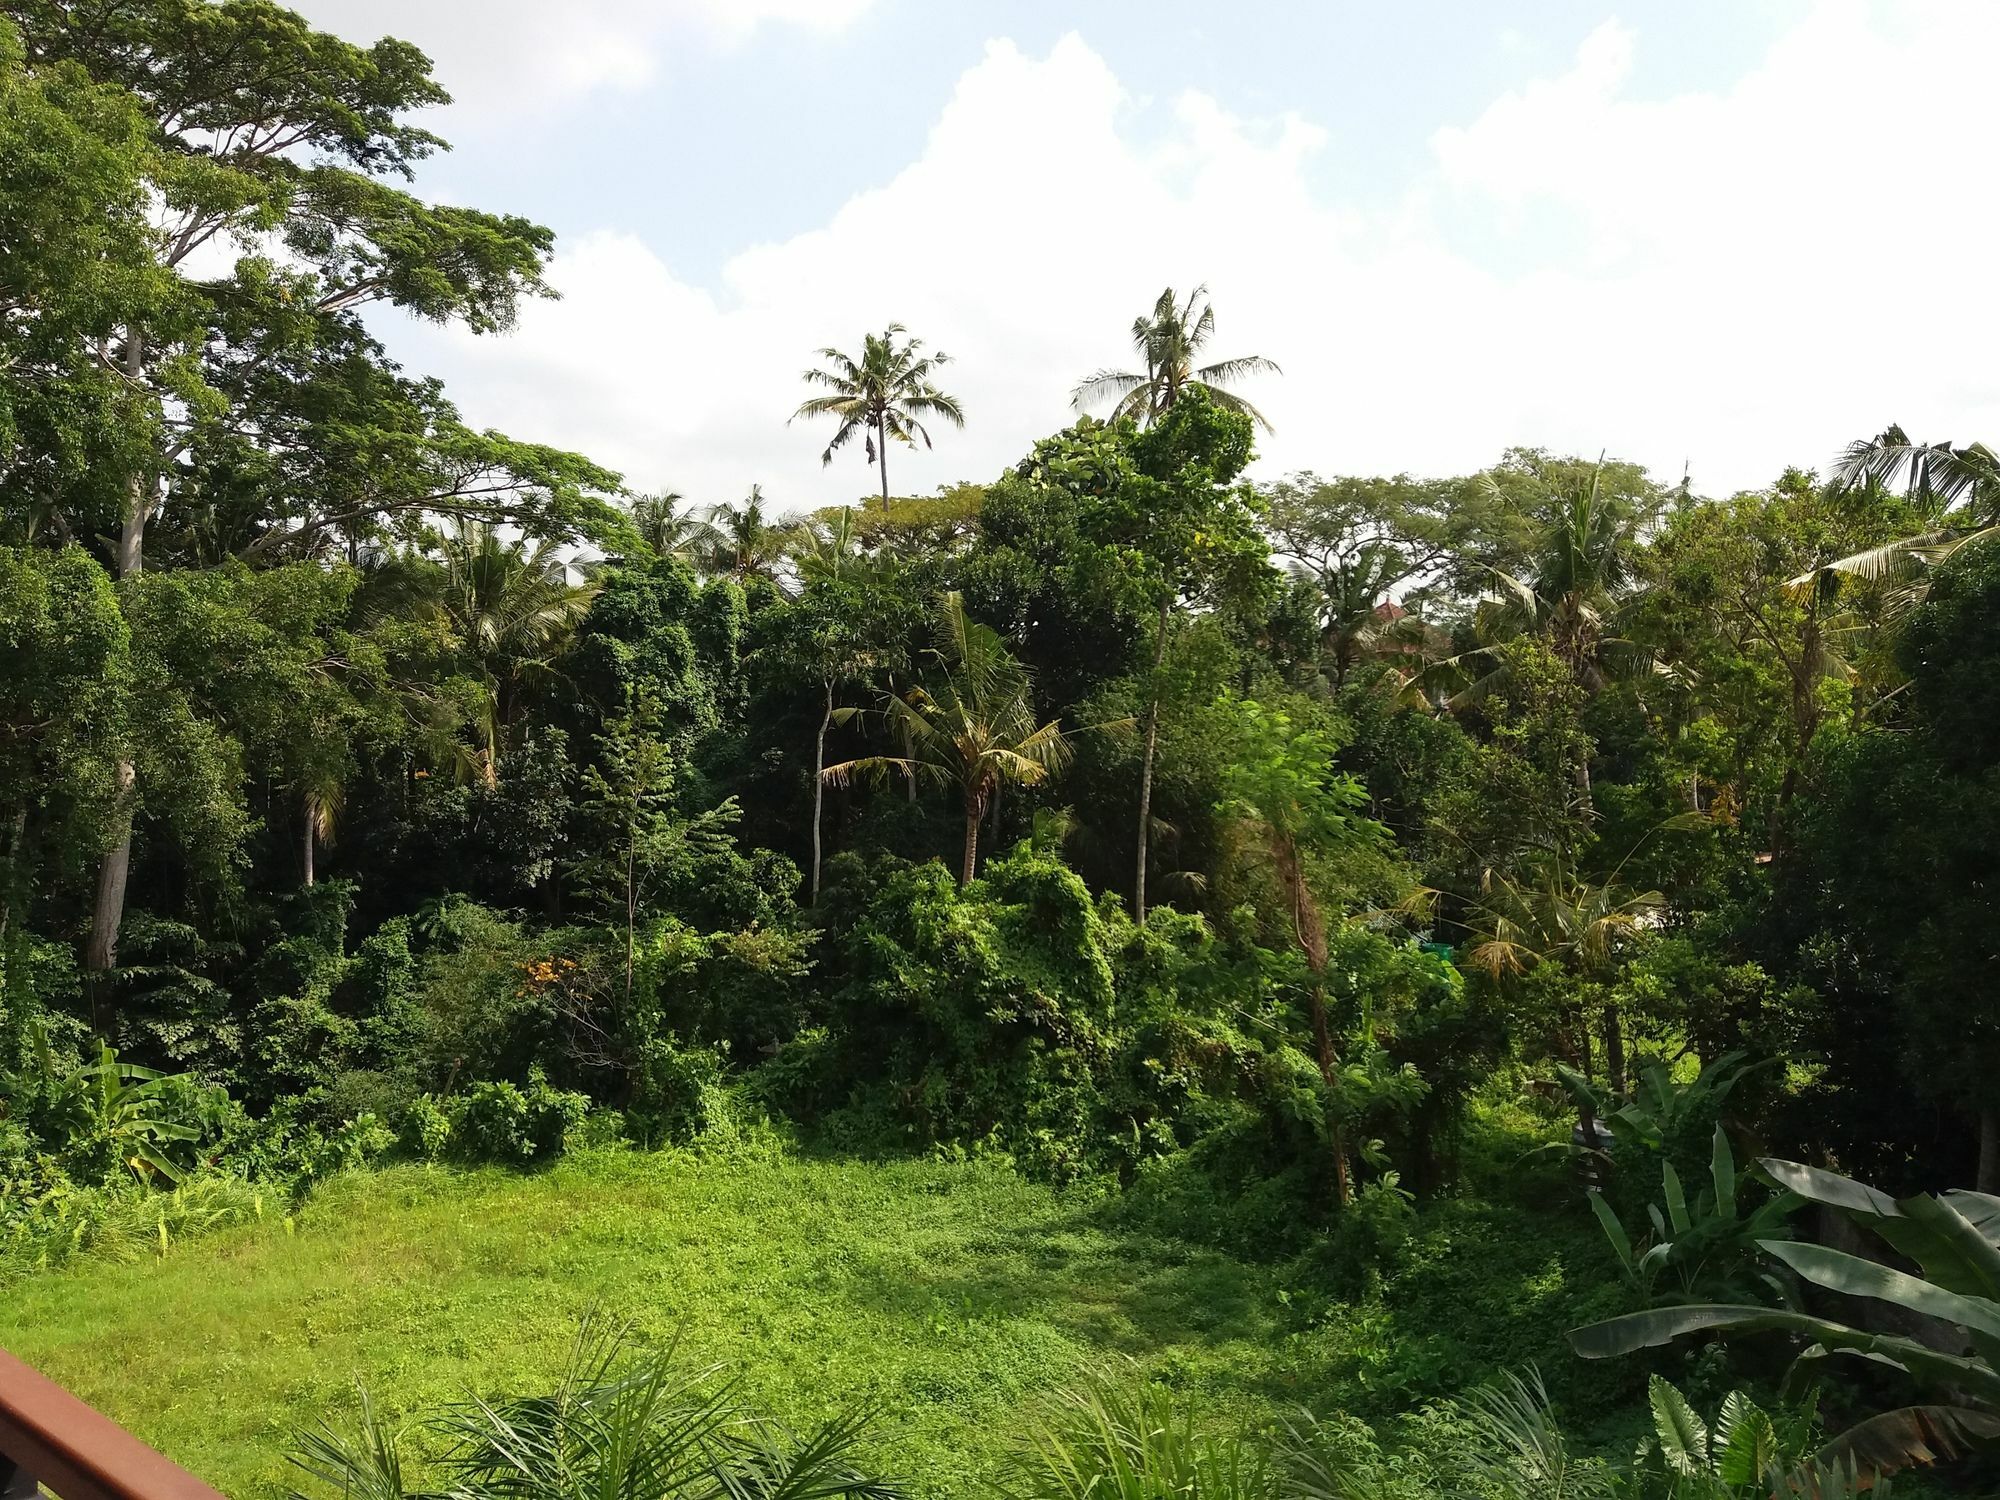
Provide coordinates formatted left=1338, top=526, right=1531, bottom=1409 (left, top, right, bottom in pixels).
left=1072, top=284, right=1280, bottom=431
left=792, top=324, right=966, bottom=510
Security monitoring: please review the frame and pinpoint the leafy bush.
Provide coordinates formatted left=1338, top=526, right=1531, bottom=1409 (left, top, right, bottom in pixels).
left=400, top=1094, right=453, bottom=1163
left=442, top=1072, right=588, bottom=1164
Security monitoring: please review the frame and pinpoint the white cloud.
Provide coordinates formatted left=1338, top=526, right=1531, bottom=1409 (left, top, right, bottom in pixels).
left=292, top=0, right=878, bottom=120
left=370, top=5, right=2000, bottom=516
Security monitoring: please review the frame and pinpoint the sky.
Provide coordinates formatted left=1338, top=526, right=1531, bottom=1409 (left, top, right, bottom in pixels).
left=294, top=0, right=2000, bottom=514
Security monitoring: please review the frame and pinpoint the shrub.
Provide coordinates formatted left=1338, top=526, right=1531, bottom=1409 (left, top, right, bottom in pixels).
left=401, top=1095, right=453, bottom=1163
left=630, top=1039, right=737, bottom=1147
left=447, top=1072, right=588, bottom=1164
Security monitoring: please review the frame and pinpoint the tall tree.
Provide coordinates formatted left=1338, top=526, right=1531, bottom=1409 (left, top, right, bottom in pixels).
left=627, top=490, right=720, bottom=566
left=6, top=0, right=618, bottom=974
left=1440, top=454, right=1666, bottom=811
left=1214, top=692, right=1388, bottom=1207
left=792, top=325, right=965, bottom=510
left=1800, top=424, right=2000, bottom=604
left=1095, top=392, right=1267, bottom=923
left=1071, top=284, right=1279, bottom=431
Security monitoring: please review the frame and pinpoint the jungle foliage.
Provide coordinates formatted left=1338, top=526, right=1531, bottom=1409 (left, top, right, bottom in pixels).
left=2, top=2, right=1998, bottom=1494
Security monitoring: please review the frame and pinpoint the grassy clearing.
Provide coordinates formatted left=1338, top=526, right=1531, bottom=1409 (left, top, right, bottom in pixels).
left=0, top=1147, right=1294, bottom=1500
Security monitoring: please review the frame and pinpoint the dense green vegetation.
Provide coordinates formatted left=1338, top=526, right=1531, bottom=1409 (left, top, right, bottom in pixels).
left=4, top=3, right=2000, bottom=1496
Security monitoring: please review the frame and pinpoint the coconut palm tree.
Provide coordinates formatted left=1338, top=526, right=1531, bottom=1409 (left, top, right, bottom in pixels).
left=627, top=490, right=720, bottom=565
left=792, top=325, right=966, bottom=511
left=1793, top=425, right=2000, bottom=603
left=791, top=506, right=875, bottom=588
left=1432, top=460, right=1669, bottom=814
left=1071, top=284, right=1280, bottom=431
left=298, top=765, right=343, bottom=888
left=1462, top=849, right=1664, bottom=1105
left=822, top=592, right=1072, bottom=886
left=377, top=521, right=597, bottom=786
left=1470, top=462, right=1652, bottom=692
left=703, top=485, right=798, bottom=586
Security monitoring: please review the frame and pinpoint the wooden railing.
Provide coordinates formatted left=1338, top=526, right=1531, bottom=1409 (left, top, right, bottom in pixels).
left=0, top=1349, right=224, bottom=1500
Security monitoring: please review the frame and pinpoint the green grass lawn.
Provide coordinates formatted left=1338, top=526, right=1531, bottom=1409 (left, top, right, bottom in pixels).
left=0, top=1148, right=1297, bottom=1500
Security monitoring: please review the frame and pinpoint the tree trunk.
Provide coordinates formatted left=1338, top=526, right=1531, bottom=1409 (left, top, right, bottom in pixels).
left=1274, top=830, right=1349, bottom=1208
left=1601, top=999, right=1625, bottom=1097
left=112, top=326, right=151, bottom=579
left=1574, top=1006, right=1598, bottom=1143
left=1307, top=979, right=1352, bottom=1209
left=0, top=807, right=26, bottom=946
left=1979, top=1107, right=2000, bottom=1195
left=84, top=758, right=137, bottom=975
left=87, top=324, right=151, bottom=981
left=811, top=679, right=831, bottom=906
left=960, top=801, right=980, bottom=887
left=1133, top=593, right=1171, bottom=925
left=878, top=416, right=890, bottom=513
left=624, top=841, right=637, bottom=1005
left=302, top=800, right=315, bottom=888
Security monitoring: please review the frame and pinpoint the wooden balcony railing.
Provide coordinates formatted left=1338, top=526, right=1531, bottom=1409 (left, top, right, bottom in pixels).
left=0, top=1349, right=224, bottom=1500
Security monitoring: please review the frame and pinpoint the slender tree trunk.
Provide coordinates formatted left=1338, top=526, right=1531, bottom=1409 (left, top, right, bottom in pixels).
left=878, top=416, right=890, bottom=513
left=1308, top=978, right=1352, bottom=1209
left=1273, top=831, right=1349, bottom=1207
left=1574, top=1006, right=1598, bottom=1144
left=960, top=801, right=980, bottom=887
left=0, top=807, right=26, bottom=946
left=112, top=326, right=151, bottom=579
left=1979, top=1107, right=1999, bottom=1195
left=1133, top=593, right=1171, bottom=925
left=811, top=679, right=832, bottom=906
left=87, top=325, right=151, bottom=982
left=302, top=801, right=315, bottom=888
left=1601, top=1000, right=1625, bottom=1097
left=84, top=758, right=137, bottom=976
left=624, top=841, right=637, bottom=1006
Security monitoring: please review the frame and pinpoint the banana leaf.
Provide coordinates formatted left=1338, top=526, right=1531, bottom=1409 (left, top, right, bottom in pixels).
left=1812, top=1404, right=2000, bottom=1482
left=1568, top=1304, right=2000, bottom=1405
left=1757, top=1239, right=2000, bottom=1344
left=1762, top=1159, right=2000, bottom=1299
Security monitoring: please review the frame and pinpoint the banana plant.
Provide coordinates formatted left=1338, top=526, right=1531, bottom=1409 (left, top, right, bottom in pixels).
left=1587, top=1126, right=1800, bottom=1302
left=57, top=1043, right=201, bottom=1186
left=1558, top=1051, right=1767, bottom=1157
left=1572, top=1157, right=2000, bottom=1487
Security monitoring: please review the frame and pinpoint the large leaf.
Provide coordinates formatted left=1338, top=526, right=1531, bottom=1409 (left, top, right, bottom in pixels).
left=1945, top=1191, right=2000, bottom=1249
left=1812, top=1405, right=2000, bottom=1483
left=1757, top=1239, right=2000, bottom=1344
left=1714, top=1391, right=1778, bottom=1488
left=1568, top=1304, right=2000, bottom=1403
left=1710, top=1125, right=1737, bottom=1221
left=1759, top=1159, right=1899, bottom=1219
left=1663, top=1161, right=1691, bottom=1237
left=1587, top=1191, right=1635, bottom=1275
left=1762, top=1159, right=2000, bottom=1299
left=1648, top=1377, right=1708, bottom=1476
